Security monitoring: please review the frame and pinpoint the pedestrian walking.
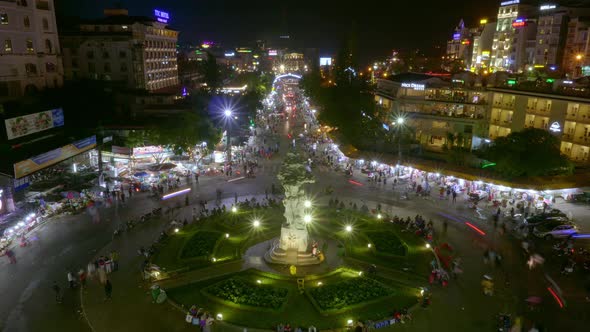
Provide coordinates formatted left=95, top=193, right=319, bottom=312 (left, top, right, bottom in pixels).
left=111, top=251, right=119, bottom=271
left=104, top=279, right=112, bottom=300
left=78, top=268, right=87, bottom=287
left=67, top=271, right=76, bottom=288
left=87, top=261, right=96, bottom=280
left=5, top=249, right=16, bottom=264
left=452, top=191, right=457, bottom=203
left=52, top=281, right=62, bottom=304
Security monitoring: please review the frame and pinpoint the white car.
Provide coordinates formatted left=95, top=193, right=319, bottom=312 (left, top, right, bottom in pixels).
left=533, top=224, right=578, bottom=240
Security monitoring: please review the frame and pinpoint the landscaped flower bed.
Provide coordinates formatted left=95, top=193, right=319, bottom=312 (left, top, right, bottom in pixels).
left=203, top=277, right=288, bottom=309
left=180, top=231, right=221, bottom=259
left=366, top=231, right=407, bottom=256
left=308, top=277, right=393, bottom=311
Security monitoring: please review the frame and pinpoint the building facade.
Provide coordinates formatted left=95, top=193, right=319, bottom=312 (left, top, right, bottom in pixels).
left=470, top=20, right=496, bottom=73
left=491, top=1, right=536, bottom=72
left=60, top=9, right=178, bottom=91
left=0, top=0, right=62, bottom=99
left=375, top=74, right=490, bottom=150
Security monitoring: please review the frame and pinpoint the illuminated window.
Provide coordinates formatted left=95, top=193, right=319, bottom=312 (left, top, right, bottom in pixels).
left=0, top=13, right=8, bottom=25
left=4, top=39, right=12, bottom=52
left=26, top=39, right=34, bottom=52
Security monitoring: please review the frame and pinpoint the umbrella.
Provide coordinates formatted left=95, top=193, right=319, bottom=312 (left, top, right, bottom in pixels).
left=134, top=171, right=149, bottom=177
left=61, top=191, right=80, bottom=199
left=148, top=163, right=177, bottom=171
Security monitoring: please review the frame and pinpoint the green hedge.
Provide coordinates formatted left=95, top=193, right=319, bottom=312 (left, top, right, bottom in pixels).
left=203, top=277, right=288, bottom=309
left=180, top=231, right=221, bottom=259
left=308, top=277, right=393, bottom=311
left=366, top=231, right=407, bottom=256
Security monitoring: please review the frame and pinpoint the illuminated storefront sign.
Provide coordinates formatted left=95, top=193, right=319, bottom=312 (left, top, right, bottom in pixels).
left=480, top=19, right=488, bottom=25
left=14, top=136, right=97, bottom=178
left=453, top=33, right=461, bottom=41
left=224, top=52, right=235, bottom=57
left=154, top=9, right=170, bottom=24
left=512, top=19, right=527, bottom=28
left=482, top=51, right=490, bottom=57
left=4, top=108, right=64, bottom=140
left=549, top=122, right=561, bottom=133
left=319, top=57, right=332, bottom=66
left=501, top=0, right=519, bottom=6
left=401, top=83, right=425, bottom=91
left=268, top=50, right=278, bottom=56
left=540, top=4, right=556, bottom=10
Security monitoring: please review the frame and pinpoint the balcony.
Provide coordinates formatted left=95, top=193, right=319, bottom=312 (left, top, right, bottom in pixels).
left=566, top=112, right=590, bottom=123
left=490, top=118, right=512, bottom=126
left=36, top=0, right=49, bottom=10
left=573, top=135, right=590, bottom=146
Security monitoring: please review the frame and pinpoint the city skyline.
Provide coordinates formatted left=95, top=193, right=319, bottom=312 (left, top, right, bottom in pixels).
left=56, top=0, right=500, bottom=60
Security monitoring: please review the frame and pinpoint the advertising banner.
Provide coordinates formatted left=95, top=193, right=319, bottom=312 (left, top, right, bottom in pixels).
left=4, top=108, right=64, bottom=140
left=13, top=136, right=97, bottom=179
left=112, top=146, right=132, bottom=155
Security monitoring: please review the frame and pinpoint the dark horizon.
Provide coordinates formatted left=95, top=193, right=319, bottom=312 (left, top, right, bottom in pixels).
left=56, top=0, right=500, bottom=61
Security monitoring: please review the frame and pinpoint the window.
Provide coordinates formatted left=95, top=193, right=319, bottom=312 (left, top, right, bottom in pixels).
left=104, top=63, right=111, bottom=73
left=45, top=62, right=56, bottom=72
left=87, top=50, right=94, bottom=59
left=119, top=51, right=126, bottom=58
left=120, top=63, right=127, bottom=72
left=42, top=18, right=48, bottom=30
left=25, top=63, right=37, bottom=75
left=26, top=39, right=34, bottom=52
left=45, top=39, right=52, bottom=53
left=71, top=58, right=78, bottom=68
left=19, top=0, right=28, bottom=7
left=102, top=51, right=109, bottom=59
left=24, top=16, right=30, bottom=28
left=4, top=39, right=12, bottom=52
left=0, top=13, right=8, bottom=25
left=88, top=62, right=95, bottom=73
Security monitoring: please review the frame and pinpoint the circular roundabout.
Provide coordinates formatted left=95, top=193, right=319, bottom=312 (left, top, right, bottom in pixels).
left=151, top=197, right=435, bottom=329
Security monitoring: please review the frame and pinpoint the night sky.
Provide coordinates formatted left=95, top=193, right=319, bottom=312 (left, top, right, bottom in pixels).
left=56, top=0, right=499, bottom=61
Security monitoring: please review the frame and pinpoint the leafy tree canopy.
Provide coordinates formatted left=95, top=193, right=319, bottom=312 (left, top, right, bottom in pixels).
left=486, top=128, right=572, bottom=177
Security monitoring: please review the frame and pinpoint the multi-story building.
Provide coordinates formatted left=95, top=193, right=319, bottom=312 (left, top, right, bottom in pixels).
left=491, top=0, right=536, bottom=72
left=487, top=80, right=590, bottom=163
left=282, top=52, right=305, bottom=73
left=375, top=73, right=490, bottom=150
left=0, top=0, right=62, bottom=99
left=470, top=20, right=496, bottom=73
left=563, top=17, right=590, bottom=77
left=60, top=8, right=179, bottom=91
left=447, top=19, right=475, bottom=67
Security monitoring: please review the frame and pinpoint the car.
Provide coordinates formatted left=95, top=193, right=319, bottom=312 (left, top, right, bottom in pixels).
left=524, top=213, right=568, bottom=226
left=533, top=223, right=578, bottom=240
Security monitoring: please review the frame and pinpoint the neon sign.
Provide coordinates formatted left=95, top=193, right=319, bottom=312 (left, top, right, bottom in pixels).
left=512, top=19, right=526, bottom=28
left=549, top=122, right=561, bottom=133
left=453, top=33, right=461, bottom=41
left=154, top=9, right=170, bottom=24
left=401, top=83, right=425, bottom=91
left=501, top=0, right=519, bottom=6
left=540, top=4, right=556, bottom=10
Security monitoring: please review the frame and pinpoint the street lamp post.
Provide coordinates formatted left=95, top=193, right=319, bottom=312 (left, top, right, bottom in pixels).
left=224, top=109, right=233, bottom=165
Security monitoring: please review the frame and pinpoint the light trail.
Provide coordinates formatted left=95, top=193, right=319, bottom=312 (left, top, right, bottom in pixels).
left=465, top=222, right=486, bottom=236
left=227, top=176, right=245, bottom=182
left=348, top=180, right=364, bottom=186
left=547, top=287, right=564, bottom=308
left=162, top=188, right=191, bottom=200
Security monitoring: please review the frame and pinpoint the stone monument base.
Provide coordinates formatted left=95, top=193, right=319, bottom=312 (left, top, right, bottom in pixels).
left=264, top=239, right=323, bottom=266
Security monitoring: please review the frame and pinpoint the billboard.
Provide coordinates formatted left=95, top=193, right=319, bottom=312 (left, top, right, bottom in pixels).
left=4, top=108, right=64, bottom=140
left=13, top=136, right=96, bottom=179
left=154, top=9, right=170, bottom=24
left=319, top=57, right=332, bottom=66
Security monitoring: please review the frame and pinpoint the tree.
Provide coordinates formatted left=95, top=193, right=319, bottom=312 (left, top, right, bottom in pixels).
left=486, top=128, right=572, bottom=177
left=201, top=52, right=221, bottom=91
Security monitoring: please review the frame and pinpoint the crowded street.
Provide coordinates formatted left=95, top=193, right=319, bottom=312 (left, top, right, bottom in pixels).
left=0, top=76, right=588, bottom=331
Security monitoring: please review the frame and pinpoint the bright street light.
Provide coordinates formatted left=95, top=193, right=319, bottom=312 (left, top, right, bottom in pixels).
left=345, top=225, right=352, bottom=232
left=224, top=109, right=233, bottom=117
left=253, top=220, right=260, bottom=228
left=231, top=206, right=237, bottom=213
left=304, top=200, right=312, bottom=208
left=304, top=215, right=312, bottom=224
left=396, top=117, right=404, bottom=125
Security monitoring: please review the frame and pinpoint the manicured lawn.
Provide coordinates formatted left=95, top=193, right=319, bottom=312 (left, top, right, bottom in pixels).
left=204, top=277, right=289, bottom=309
left=308, top=276, right=394, bottom=311
left=167, top=269, right=418, bottom=330
left=365, top=231, right=407, bottom=256
left=180, top=231, right=221, bottom=259
left=152, top=205, right=285, bottom=271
